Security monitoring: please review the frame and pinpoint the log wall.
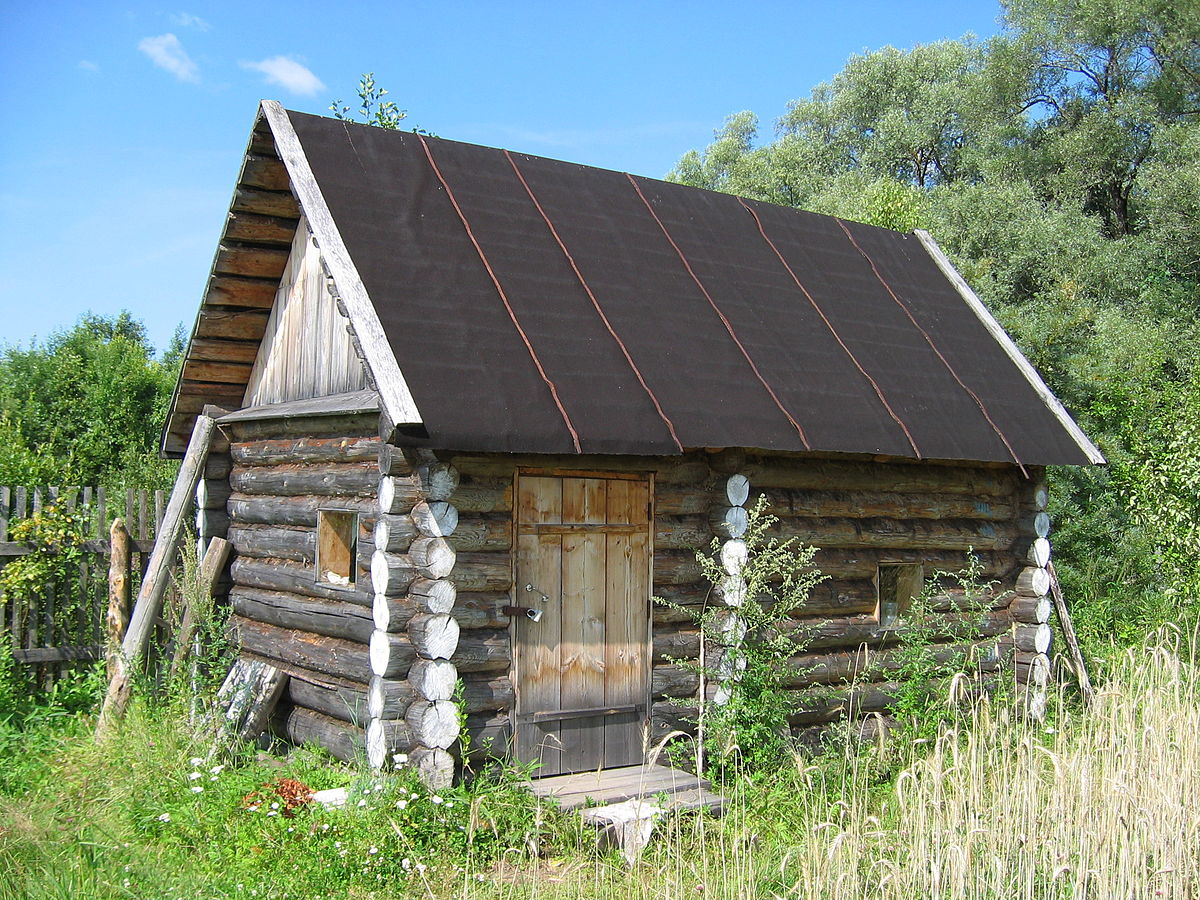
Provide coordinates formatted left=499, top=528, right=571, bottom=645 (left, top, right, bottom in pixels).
left=222, top=411, right=410, bottom=764
left=442, top=449, right=1046, bottom=749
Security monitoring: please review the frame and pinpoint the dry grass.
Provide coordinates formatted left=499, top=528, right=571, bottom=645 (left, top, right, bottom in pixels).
left=461, top=627, right=1200, bottom=899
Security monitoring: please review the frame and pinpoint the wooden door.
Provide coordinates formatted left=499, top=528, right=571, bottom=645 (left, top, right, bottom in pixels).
left=513, top=473, right=651, bottom=776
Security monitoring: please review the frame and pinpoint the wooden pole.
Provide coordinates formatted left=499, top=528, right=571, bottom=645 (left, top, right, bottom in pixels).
left=1046, top=561, right=1095, bottom=707
left=97, top=414, right=217, bottom=735
left=105, top=518, right=132, bottom=681
left=168, top=537, right=232, bottom=681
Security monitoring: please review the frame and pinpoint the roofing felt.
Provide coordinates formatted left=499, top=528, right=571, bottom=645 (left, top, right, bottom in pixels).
left=221, top=109, right=1100, bottom=465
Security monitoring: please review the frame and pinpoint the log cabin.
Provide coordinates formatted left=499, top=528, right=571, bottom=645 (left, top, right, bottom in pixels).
left=164, top=101, right=1103, bottom=787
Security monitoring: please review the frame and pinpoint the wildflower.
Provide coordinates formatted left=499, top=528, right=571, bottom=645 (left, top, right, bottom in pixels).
left=431, top=796, right=443, bottom=805
left=191, top=786, right=204, bottom=793
left=401, top=858, right=411, bottom=870
left=189, top=757, right=204, bottom=766
left=369, top=846, right=379, bottom=854
left=357, top=799, right=368, bottom=808
left=210, top=764, right=225, bottom=775
left=188, top=772, right=203, bottom=781
left=395, top=799, right=408, bottom=810
left=270, top=802, right=280, bottom=810
left=158, top=813, right=171, bottom=822
left=267, top=810, right=278, bottom=817
left=373, top=784, right=384, bottom=792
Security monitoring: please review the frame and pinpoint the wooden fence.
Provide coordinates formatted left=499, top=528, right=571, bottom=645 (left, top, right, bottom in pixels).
left=0, top=486, right=164, bottom=680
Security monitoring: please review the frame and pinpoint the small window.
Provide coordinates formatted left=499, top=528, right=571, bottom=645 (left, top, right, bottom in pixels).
left=876, top=563, right=923, bottom=627
left=317, top=509, right=358, bottom=587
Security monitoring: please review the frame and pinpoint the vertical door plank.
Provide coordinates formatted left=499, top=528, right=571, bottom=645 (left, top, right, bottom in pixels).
left=560, top=477, right=608, bottom=771
left=515, top=476, right=564, bottom=775
left=604, top=479, right=651, bottom=767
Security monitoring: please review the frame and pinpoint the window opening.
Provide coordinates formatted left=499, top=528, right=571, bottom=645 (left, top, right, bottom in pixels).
left=317, top=509, right=358, bottom=587
left=876, top=563, right=923, bottom=627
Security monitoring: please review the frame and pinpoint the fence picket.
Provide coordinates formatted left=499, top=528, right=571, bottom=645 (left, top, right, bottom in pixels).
left=1, top=485, right=9, bottom=540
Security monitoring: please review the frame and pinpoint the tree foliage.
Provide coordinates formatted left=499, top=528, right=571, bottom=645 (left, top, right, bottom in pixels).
left=0, top=312, right=182, bottom=488
left=671, top=0, right=1200, bottom=637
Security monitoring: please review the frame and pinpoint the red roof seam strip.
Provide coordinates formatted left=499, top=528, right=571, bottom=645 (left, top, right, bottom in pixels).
left=627, top=175, right=812, bottom=451
left=416, top=136, right=582, bottom=453
left=737, top=197, right=922, bottom=459
left=504, top=151, right=684, bottom=452
left=834, top=219, right=1028, bottom=477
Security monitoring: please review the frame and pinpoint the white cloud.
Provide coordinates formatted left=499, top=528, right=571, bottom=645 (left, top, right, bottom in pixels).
left=78, top=60, right=99, bottom=73
left=138, top=33, right=199, bottom=82
left=171, top=12, right=210, bottom=30
left=241, top=56, right=325, bottom=97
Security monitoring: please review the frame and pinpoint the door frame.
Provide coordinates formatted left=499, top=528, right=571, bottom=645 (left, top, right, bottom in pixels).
left=508, top=467, right=655, bottom=773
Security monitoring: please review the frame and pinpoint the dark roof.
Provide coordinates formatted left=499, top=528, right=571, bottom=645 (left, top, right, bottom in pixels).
left=164, top=103, right=1103, bottom=466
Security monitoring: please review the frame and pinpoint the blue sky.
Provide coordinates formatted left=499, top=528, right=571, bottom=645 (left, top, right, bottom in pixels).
left=0, top=1, right=1005, bottom=354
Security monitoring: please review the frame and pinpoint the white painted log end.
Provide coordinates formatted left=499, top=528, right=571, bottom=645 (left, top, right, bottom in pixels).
left=1015, top=566, right=1052, bottom=598
left=410, top=746, right=455, bottom=790
left=719, top=539, right=748, bottom=576
left=412, top=500, right=459, bottom=537
left=1033, top=511, right=1051, bottom=539
left=366, top=718, right=388, bottom=770
left=409, top=658, right=458, bottom=701
left=725, top=474, right=750, bottom=508
left=418, top=462, right=460, bottom=502
left=410, top=536, right=456, bottom=580
left=408, top=613, right=461, bottom=660
left=406, top=699, right=461, bottom=750
left=1026, top=536, right=1051, bottom=568
left=409, top=577, right=457, bottom=614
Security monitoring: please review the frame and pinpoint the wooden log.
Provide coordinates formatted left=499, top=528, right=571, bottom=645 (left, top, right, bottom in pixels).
left=371, top=550, right=416, bottom=597
left=205, top=454, right=233, bottom=479
left=409, top=537, right=456, bottom=579
left=228, top=494, right=377, bottom=527
left=653, top=628, right=701, bottom=663
left=272, top=705, right=411, bottom=764
left=224, top=210, right=298, bottom=246
left=194, top=309, right=270, bottom=342
left=370, top=590, right=415, bottom=631
left=232, top=588, right=379, bottom=642
left=742, top=458, right=1017, bottom=497
left=1015, top=566, right=1051, bottom=597
left=368, top=675, right=414, bottom=720
left=409, top=659, right=457, bottom=701
left=725, top=474, right=750, bottom=507
left=743, top=487, right=1017, bottom=522
left=99, top=414, right=215, bottom=733
left=231, top=436, right=381, bottom=467
left=240, top=154, right=291, bottom=191
left=808, top=548, right=1009, bottom=581
left=228, top=523, right=315, bottom=563
left=445, top=516, right=510, bottom=552
left=406, top=700, right=461, bottom=750
left=653, top=550, right=705, bottom=586
left=1047, top=560, right=1094, bottom=705
left=1026, top=537, right=1051, bottom=568
left=232, top=558, right=371, bottom=606
left=374, top=514, right=417, bottom=552
left=1032, top=512, right=1051, bottom=538
left=709, top=506, right=747, bottom=540
left=720, top=540, right=748, bottom=576
left=1010, top=594, right=1052, bottom=624
left=410, top=746, right=454, bottom=789
left=451, top=452, right=709, bottom=485
left=461, top=674, right=514, bottom=713
left=652, top=663, right=699, bottom=699
left=464, top=713, right=511, bottom=758
left=196, top=479, right=233, bottom=510
left=196, top=507, right=231, bottom=538
left=1032, top=483, right=1049, bottom=511
left=105, top=518, right=132, bottom=681
left=410, top=577, right=457, bottom=614
left=367, top=629, right=415, bottom=678
left=412, top=500, right=459, bottom=537
left=454, top=593, right=508, bottom=629
left=379, top=475, right=425, bottom=514
left=451, top=630, right=510, bottom=673
left=1014, top=623, right=1052, bottom=654
left=449, top=553, right=512, bottom=592
left=1014, top=651, right=1051, bottom=689
left=215, top=243, right=290, bottom=280
left=232, top=615, right=405, bottom=681
left=287, top=672, right=391, bottom=723
left=377, top=443, right=414, bottom=476
left=451, top=480, right=512, bottom=514
left=794, top=610, right=1012, bottom=652
left=230, top=464, right=378, bottom=498
left=222, top=412, right=379, bottom=443
left=408, top=613, right=460, bottom=660
left=417, top=463, right=459, bottom=501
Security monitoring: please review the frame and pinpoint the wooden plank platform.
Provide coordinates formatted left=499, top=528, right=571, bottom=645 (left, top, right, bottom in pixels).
left=526, top=764, right=725, bottom=814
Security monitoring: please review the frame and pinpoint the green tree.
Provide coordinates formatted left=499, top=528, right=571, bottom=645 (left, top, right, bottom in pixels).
left=0, top=312, right=181, bottom=488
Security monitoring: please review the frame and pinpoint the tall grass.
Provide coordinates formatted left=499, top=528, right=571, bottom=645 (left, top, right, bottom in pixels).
left=2, top=628, right=1198, bottom=899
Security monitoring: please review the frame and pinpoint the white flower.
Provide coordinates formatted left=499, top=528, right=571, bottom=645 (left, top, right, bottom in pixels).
left=189, top=757, right=204, bottom=766
left=368, top=846, right=379, bottom=854
left=210, top=764, right=225, bottom=775
left=270, top=802, right=280, bottom=810
left=191, top=786, right=204, bottom=793
left=430, top=796, right=443, bottom=805
left=187, top=772, right=202, bottom=781
left=395, top=799, right=407, bottom=810
left=373, top=784, right=383, bottom=793
left=392, top=753, right=408, bottom=764
left=410, top=793, right=419, bottom=800
left=157, top=813, right=171, bottom=822
left=401, top=858, right=411, bottom=870
left=267, top=810, right=277, bottom=817
left=416, top=862, right=427, bottom=874
left=357, top=799, right=368, bottom=808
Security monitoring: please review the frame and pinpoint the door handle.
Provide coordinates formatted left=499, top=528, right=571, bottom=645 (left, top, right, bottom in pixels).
left=525, top=583, right=557, bottom=604
left=503, top=605, right=544, bottom=623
